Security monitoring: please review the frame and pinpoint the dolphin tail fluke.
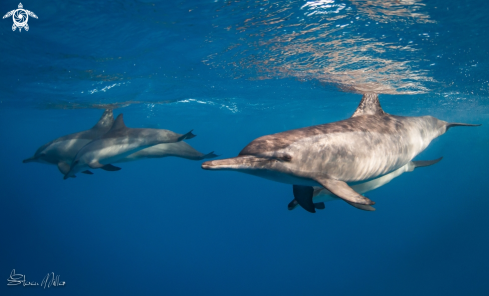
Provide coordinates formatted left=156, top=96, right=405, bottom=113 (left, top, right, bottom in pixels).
left=446, top=122, right=481, bottom=130
left=412, top=157, right=443, bottom=168
left=288, top=199, right=299, bottom=210
left=178, top=130, right=196, bottom=141
left=203, top=151, right=219, bottom=159
left=293, top=185, right=316, bottom=213
left=287, top=199, right=324, bottom=211
left=22, top=157, right=36, bottom=163
left=315, top=177, right=375, bottom=206
left=82, top=170, right=94, bottom=175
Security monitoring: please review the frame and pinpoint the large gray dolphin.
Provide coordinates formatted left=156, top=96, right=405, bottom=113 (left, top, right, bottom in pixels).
left=116, top=142, right=218, bottom=163
left=202, top=94, right=480, bottom=213
left=288, top=158, right=442, bottom=212
left=23, top=109, right=114, bottom=177
left=64, top=114, right=195, bottom=179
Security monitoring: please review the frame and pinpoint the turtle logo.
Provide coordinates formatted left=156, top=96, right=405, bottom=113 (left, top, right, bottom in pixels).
left=3, top=3, right=37, bottom=32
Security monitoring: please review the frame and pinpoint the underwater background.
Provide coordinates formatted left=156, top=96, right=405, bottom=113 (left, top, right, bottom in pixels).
left=1, top=0, right=489, bottom=295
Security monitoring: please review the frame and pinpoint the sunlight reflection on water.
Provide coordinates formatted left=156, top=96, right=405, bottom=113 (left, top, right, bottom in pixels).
left=205, top=0, right=437, bottom=94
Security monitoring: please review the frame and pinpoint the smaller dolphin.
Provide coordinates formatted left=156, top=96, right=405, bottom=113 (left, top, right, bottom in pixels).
left=288, top=158, right=442, bottom=212
left=116, top=142, right=218, bottom=163
left=23, top=109, right=114, bottom=177
left=64, top=114, right=195, bottom=179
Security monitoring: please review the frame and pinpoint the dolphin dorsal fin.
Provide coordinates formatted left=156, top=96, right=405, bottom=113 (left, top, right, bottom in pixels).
left=351, top=93, right=386, bottom=117
left=92, top=109, right=114, bottom=130
left=108, top=114, right=127, bottom=133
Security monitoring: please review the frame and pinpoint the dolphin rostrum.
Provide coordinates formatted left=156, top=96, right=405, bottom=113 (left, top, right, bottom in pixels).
left=288, top=157, right=442, bottom=212
left=202, top=94, right=480, bottom=213
left=64, top=113, right=195, bottom=179
left=23, top=109, right=114, bottom=177
left=116, top=142, right=218, bottom=163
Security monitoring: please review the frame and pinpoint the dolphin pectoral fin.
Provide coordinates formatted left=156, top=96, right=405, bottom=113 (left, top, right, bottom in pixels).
left=82, top=170, right=94, bottom=175
left=344, top=201, right=376, bottom=211
left=101, top=164, right=121, bottom=171
left=292, top=185, right=316, bottom=213
left=178, top=130, right=196, bottom=141
left=57, top=162, right=71, bottom=175
left=89, top=161, right=121, bottom=171
left=288, top=199, right=299, bottom=210
left=412, top=157, right=443, bottom=168
left=314, top=177, right=375, bottom=205
left=314, top=202, right=325, bottom=210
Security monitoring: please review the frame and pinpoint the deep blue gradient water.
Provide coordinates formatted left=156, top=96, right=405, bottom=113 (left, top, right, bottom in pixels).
left=1, top=1, right=489, bottom=295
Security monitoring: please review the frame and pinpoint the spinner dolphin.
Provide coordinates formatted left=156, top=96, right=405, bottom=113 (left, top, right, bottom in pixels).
left=202, top=94, right=480, bottom=213
left=23, top=109, right=114, bottom=177
left=64, top=114, right=195, bottom=179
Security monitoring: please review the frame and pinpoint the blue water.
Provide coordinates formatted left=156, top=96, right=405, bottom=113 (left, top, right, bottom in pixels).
left=1, top=0, right=489, bottom=295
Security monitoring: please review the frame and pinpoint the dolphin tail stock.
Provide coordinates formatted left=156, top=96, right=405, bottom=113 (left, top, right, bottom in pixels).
left=22, top=157, right=37, bottom=163
left=314, top=177, right=375, bottom=207
left=412, top=157, right=443, bottom=168
left=446, top=122, right=481, bottom=130
left=178, top=130, right=196, bottom=141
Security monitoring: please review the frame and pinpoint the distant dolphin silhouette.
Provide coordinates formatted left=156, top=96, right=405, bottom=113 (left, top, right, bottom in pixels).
left=64, top=114, right=195, bottom=179
left=202, top=93, right=480, bottom=213
left=117, top=142, right=218, bottom=163
left=23, top=109, right=114, bottom=177
left=288, top=158, right=442, bottom=212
